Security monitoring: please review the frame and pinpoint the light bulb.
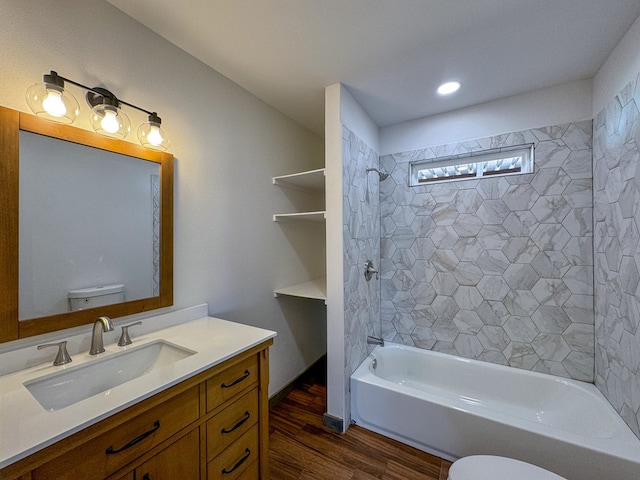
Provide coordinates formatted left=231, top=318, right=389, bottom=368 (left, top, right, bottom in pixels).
left=138, top=113, right=169, bottom=151
left=146, top=125, right=164, bottom=146
left=90, top=104, right=130, bottom=139
left=42, top=90, right=67, bottom=117
left=100, top=110, right=120, bottom=134
left=25, top=72, right=79, bottom=124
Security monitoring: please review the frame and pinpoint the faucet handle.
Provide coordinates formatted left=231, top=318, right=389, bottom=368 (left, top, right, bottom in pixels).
left=364, top=260, right=380, bottom=281
left=118, top=321, right=143, bottom=346
left=37, top=341, right=72, bottom=366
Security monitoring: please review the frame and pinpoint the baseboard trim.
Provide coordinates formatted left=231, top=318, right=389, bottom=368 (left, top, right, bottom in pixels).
left=269, top=380, right=297, bottom=409
left=268, top=355, right=326, bottom=409
left=322, top=413, right=344, bottom=433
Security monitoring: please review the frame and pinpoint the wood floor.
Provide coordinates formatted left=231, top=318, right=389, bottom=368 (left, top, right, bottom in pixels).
left=269, top=377, right=451, bottom=479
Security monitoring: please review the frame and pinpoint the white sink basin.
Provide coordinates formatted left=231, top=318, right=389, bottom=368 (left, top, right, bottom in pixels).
left=24, top=340, right=196, bottom=411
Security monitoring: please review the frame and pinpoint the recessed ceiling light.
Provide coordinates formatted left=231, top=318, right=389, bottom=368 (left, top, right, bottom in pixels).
left=437, top=81, right=461, bottom=96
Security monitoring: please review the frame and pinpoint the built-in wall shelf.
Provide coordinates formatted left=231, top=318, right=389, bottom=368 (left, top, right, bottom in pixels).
left=274, top=278, right=327, bottom=302
left=273, top=168, right=325, bottom=193
left=272, top=167, right=326, bottom=305
left=273, top=211, right=326, bottom=222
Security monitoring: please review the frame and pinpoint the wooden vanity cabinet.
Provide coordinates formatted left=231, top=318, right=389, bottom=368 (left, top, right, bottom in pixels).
left=113, top=429, right=201, bottom=480
left=0, top=340, right=272, bottom=480
left=133, top=428, right=201, bottom=480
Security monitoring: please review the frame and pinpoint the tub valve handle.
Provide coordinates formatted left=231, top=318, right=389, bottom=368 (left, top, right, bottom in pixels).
left=364, top=260, right=379, bottom=281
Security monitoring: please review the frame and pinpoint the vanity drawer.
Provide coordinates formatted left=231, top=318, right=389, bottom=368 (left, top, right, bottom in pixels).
left=215, top=458, right=258, bottom=480
left=32, top=386, right=199, bottom=480
left=207, top=388, right=258, bottom=461
left=206, top=355, right=258, bottom=412
left=208, top=425, right=259, bottom=480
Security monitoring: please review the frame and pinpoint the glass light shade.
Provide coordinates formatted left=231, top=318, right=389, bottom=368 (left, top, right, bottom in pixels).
left=25, top=82, right=79, bottom=124
left=90, top=104, right=130, bottom=139
left=138, top=121, right=170, bottom=151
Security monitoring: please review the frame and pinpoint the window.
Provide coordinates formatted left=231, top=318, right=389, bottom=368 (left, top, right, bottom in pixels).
left=409, top=144, right=534, bottom=186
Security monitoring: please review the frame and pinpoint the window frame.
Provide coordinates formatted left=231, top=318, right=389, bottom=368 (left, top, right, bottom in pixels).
left=409, top=143, right=535, bottom=186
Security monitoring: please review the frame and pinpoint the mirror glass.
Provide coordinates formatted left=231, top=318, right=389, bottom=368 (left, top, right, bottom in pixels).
left=19, top=131, right=161, bottom=320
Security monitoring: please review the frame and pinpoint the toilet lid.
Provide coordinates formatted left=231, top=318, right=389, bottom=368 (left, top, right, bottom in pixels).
left=448, top=455, right=566, bottom=480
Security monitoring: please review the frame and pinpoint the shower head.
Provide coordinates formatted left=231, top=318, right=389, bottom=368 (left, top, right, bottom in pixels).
left=366, top=168, right=389, bottom=181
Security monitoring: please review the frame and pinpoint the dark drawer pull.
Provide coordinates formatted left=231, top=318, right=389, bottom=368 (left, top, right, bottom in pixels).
left=222, top=448, right=251, bottom=475
left=221, top=411, right=251, bottom=434
left=221, top=369, right=250, bottom=389
left=105, top=420, right=160, bottom=455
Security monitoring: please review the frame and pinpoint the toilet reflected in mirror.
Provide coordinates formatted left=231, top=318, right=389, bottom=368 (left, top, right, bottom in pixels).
left=68, top=285, right=125, bottom=312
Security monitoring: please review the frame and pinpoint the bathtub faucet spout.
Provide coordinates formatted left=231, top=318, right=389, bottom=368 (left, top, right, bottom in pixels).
left=367, top=335, right=384, bottom=347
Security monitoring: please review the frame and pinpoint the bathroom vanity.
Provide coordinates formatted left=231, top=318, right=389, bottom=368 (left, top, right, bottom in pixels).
left=0, top=105, right=275, bottom=479
left=0, top=306, right=275, bottom=480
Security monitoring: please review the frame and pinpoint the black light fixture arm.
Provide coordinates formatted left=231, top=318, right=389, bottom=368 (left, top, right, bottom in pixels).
left=46, top=70, right=161, bottom=122
left=29, top=70, right=169, bottom=150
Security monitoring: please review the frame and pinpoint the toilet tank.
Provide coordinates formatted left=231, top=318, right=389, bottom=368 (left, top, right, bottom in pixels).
left=68, top=284, right=125, bottom=311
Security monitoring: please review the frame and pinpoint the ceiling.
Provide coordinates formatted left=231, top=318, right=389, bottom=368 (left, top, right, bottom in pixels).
left=107, top=0, right=640, bottom=136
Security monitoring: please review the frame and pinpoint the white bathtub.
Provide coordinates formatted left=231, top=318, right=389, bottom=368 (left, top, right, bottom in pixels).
left=350, top=343, right=640, bottom=480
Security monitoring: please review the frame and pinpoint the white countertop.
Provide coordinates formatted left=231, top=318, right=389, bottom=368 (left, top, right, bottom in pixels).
left=0, top=312, right=276, bottom=469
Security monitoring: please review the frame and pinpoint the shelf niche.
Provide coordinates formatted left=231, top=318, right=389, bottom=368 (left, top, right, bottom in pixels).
left=272, top=168, right=326, bottom=303
left=273, top=278, right=327, bottom=303
left=272, top=168, right=325, bottom=193
left=273, top=211, right=325, bottom=222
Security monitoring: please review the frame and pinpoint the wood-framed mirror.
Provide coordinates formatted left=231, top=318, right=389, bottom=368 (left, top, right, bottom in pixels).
left=0, top=106, right=173, bottom=342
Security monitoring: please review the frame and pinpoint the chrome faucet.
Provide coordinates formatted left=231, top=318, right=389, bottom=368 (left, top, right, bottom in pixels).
left=89, top=316, right=114, bottom=355
left=367, top=335, right=384, bottom=347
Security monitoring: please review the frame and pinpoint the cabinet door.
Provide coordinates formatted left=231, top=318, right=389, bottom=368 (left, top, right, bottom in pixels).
left=136, top=428, right=200, bottom=480
left=32, top=387, right=199, bottom=480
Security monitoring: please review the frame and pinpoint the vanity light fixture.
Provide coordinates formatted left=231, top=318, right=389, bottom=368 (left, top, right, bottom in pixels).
left=437, top=80, right=462, bottom=96
left=26, top=71, right=170, bottom=151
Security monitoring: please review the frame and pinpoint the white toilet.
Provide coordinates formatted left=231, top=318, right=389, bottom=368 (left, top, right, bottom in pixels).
left=448, top=455, right=566, bottom=480
left=68, top=284, right=125, bottom=311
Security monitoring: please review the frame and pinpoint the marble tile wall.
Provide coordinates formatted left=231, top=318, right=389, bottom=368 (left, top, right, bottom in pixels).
left=380, top=120, right=594, bottom=382
left=342, top=126, right=381, bottom=418
left=593, top=73, right=640, bottom=438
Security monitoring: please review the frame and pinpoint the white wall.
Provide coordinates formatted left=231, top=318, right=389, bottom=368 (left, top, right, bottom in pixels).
left=0, top=0, right=326, bottom=396
left=325, top=84, right=346, bottom=424
left=325, top=83, right=380, bottom=429
left=340, top=85, right=380, bottom=152
left=380, top=79, right=593, bottom=155
left=593, top=14, right=640, bottom=116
